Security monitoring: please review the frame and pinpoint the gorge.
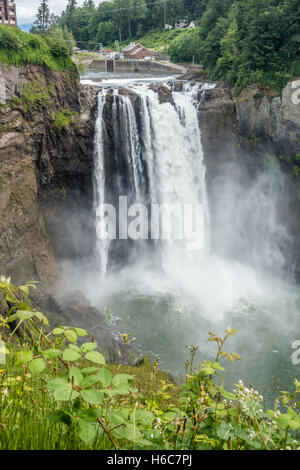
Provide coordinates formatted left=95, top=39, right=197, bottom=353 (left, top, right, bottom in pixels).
left=1, top=64, right=300, bottom=402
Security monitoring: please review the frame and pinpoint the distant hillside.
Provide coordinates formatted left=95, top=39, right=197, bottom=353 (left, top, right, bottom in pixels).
left=118, top=28, right=190, bottom=53
left=118, top=27, right=201, bottom=65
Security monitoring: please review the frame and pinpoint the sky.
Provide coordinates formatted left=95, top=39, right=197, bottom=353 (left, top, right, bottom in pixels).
left=17, top=0, right=101, bottom=26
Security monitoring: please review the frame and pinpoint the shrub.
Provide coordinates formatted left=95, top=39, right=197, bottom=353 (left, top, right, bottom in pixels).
left=0, top=25, right=75, bottom=72
left=0, top=276, right=299, bottom=450
left=0, top=27, right=21, bottom=50
left=168, top=29, right=201, bottom=64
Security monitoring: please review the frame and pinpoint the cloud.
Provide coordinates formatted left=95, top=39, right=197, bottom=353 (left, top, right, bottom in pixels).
left=16, top=0, right=101, bottom=25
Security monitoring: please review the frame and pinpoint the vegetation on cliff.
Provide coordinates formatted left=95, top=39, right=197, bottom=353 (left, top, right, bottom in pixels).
left=0, top=26, right=75, bottom=72
left=0, top=277, right=299, bottom=450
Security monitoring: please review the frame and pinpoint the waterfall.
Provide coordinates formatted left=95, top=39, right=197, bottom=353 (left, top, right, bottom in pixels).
left=88, top=78, right=297, bottom=398
left=93, top=83, right=209, bottom=275
left=94, top=90, right=109, bottom=275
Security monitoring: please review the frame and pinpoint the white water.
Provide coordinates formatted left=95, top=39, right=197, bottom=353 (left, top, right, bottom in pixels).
left=88, top=80, right=299, bottom=401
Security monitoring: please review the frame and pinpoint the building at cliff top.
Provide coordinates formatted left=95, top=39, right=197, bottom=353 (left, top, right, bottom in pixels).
left=0, top=0, right=17, bottom=26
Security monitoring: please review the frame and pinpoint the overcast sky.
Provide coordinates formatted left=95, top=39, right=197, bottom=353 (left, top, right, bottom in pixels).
left=17, top=0, right=102, bottom=25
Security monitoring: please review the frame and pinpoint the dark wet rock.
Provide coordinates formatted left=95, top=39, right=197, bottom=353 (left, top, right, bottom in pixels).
left=149, top=83, right=174, bottom=105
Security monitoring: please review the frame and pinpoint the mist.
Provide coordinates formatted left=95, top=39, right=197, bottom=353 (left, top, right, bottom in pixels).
left=59, top=80, right=299, bottom=404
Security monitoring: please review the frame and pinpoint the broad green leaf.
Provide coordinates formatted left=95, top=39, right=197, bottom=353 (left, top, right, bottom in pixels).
left=135, top=409, right=155, bottom=426
left=80, top=342, right=98, bottom=353
left=54, top=384, right=79, bottom=401
left=73, top=328, right=88, bottom=337
left=5, top=294, right=15, bottom=303
left=95, top=367, right=112, bottom=387
left=69, top=366, right=83, bottom=386
left=16, top=310, right=34, bottom=321
left=19, top=285, right=29, bottom=295
left=78, top=408, right=103, bottom=422
left=109, top=410, right=128, bottom=426
left=14, top=350, right=33, bottom=365
left=28, top=358, right=46, bottom=374
left=216, top=422, right=234, bottom=440
left=62, top=348, right=81, bottom=362
left=81, top=367, right=101, bottom=375
left=7, top=313, right=19, bottom=323
left=17, top=302, right=30, bottom=311
left=68, top=344, right=81, bottom=352
left=53, top=327, right=64, bottom=335
left=80, top=388, right=104, bottom=404
left=112, top=374, right=134, bottom=386
left=84, top=351, right=106, bottom=365
left=34, top=312, right=49, bottom=325
left=81, top=374, right=102, bottom=388
left=112, top=383, right=130, bottom=396
left=64, top=329, right=78, bottom=344
left=221, top=390, right=237, bottom=400
left=124, top=423, right=143, bottom=443
left=47, top=377, right=69, bottom=392
left=42, top=349, right=61, bottom=359
left=78, top=420, right=96, bottom=444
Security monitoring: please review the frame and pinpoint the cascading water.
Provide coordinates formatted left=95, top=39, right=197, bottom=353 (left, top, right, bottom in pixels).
left=94, top=83, right=212, bottom=274
left=89, top=79, right=300, bottom=404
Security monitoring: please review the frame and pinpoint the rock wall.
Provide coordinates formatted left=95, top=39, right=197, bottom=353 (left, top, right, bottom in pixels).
left=0, top=64, right=99, bottom=286
left=198, top=81, right=300, bottom=275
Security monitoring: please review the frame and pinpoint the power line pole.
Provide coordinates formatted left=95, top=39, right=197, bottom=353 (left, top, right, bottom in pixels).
left=164, top=0, right=167, bottom=53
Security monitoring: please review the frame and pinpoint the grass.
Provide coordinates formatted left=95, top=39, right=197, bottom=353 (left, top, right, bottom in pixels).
left=11, top=80, right=54, bottom=114
left=0, top=26, right=75, bottom=72
left=52, top=108, right=78, bottom=130
left=0, top=353, right=178, bottom=450
left=112, top=27, right=190, bottom=53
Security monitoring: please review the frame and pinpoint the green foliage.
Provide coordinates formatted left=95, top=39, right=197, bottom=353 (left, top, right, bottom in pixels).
left=33, top=0, right=51, bottom=33
left=169, top=29, right=201, bottom=64
left=0, top=277, right=299, bottom=450
left=58, top=0, right=202, bottom=49
left=0, top=25, right=75, bottom=72
left=11, top=80, right=54, bottom=114
left=52, top=108, right=78, bottom=130
left=198, top=0, right=299, bottom=91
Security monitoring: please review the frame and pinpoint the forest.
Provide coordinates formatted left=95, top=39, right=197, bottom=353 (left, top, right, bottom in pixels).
left=37, top=0, right=298, bottom=90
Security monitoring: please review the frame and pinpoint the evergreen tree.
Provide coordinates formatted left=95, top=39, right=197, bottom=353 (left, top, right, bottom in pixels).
left=34, top=0, right=51, bottom=33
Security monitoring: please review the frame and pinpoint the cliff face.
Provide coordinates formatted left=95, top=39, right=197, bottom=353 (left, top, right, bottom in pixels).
left=198, top=81, right=300, bottom=275
left=0, top=64, right=99, bottom=285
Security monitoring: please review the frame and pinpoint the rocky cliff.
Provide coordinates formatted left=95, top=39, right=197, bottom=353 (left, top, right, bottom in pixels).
left=197, top=81, right=300, bottom=276
left=0, top=64, right=99, bottom=285
left=0, top=64, right=139, bottom=361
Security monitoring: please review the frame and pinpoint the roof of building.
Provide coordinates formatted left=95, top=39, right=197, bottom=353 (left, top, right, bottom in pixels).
left=131, top=46, right=152, bottom=56
left=123, top=43, right=141, bottom=52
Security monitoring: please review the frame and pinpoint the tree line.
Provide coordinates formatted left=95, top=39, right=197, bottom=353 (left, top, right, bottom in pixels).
left=31, top=0, right=205, bottom=48
left=31, top=0, right=299, bottom=90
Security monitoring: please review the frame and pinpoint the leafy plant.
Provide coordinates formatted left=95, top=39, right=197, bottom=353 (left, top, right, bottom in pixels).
left=0, top=277, right=299, bottom=450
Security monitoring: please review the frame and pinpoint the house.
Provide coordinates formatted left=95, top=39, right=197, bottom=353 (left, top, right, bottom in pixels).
left=175, top=17, right=188, bottom=29
left=165, top=24, right=173, bottom=30
left=131, top=46, right=152, bottom=61
left=123, top=43, right=153, bottom=60
left=123, top=42, right=140, bottom=58
left=0, top=0, right=17, bottom=26
left=188, top=21, right=198, bottom=28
